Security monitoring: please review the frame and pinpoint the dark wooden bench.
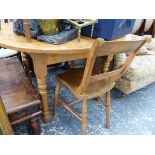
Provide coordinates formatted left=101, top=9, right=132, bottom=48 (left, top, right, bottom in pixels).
left=0, top=56, right=42, bottom=135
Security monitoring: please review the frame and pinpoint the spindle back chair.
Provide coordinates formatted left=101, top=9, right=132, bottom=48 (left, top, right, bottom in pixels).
left=54, top=36, right=150, bottom=134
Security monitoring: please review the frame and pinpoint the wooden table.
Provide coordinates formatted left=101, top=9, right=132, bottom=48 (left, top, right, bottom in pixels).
left=0, top=23, right=135, bottom=123
left=0, top=23, right=95, bottom=123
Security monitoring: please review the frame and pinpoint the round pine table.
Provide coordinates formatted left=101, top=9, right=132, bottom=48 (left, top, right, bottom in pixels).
left=0, top=22, right=95, bottom=123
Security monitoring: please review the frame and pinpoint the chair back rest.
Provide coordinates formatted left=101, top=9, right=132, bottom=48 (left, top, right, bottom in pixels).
left=0, top=97, right=13, bottom=135
left=23, top=19, right=31, bottom=42
left=78, top=37, right=150, bottom=94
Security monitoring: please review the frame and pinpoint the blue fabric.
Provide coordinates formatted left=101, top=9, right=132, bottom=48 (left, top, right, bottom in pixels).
left=37, top=29, right=77, bottom=44
left=13, top=19, right=77, bottom=44
left=13, top=19, right=41, bottom=38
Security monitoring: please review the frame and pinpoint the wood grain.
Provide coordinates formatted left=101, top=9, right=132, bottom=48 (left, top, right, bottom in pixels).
left=0, top=57, right=42, bottom=134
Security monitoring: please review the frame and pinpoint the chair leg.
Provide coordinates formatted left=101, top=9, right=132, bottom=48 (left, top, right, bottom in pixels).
left=53, top=79, right=61, bottom=116
left=28, top=117, right=41, bottom=135
left=105, top=91, right=110, bottom=128
left=81, top=99, right=87, bottom=135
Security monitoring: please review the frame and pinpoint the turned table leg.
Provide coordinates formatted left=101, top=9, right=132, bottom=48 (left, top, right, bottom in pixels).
left=21, top=52, right=31, bottom=79
left=37, top=76, right=49, bottom=123
left=31, top=54, right=50, bottom=123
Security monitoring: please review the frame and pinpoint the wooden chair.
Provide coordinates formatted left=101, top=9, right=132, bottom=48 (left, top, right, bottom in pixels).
left=0, top=97, right=13, bottom=135
left=53, top=37, right=150, bottom=134
left=0, top=56, right=42, bottom=135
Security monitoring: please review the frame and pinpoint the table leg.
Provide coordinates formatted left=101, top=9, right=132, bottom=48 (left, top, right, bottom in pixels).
left=21, top=52, right=31, bottom=79
left=31, top=54, right=49, bottom=123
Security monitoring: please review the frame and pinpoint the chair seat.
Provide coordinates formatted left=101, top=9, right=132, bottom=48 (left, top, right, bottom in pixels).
left=0, top=57, right=40, bottom=115
left=0, top=48, right=17, bottom=58
left=58, top=68, right=115, bottom=99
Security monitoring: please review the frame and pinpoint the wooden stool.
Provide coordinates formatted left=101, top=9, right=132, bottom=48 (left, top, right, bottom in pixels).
left=0, top=56, right=42, bottom=135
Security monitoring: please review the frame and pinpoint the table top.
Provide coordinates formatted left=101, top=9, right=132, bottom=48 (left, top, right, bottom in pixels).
left=0, top=23, right=94, bottom=55
left=0, top=23, right=142, bottom=55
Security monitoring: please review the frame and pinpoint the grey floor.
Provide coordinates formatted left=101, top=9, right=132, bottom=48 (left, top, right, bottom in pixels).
left=13, top=66, right=155, bottom=135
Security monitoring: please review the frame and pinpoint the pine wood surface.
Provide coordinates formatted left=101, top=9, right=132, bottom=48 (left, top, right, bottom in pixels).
left=0, top=23, right=94, bottom=54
